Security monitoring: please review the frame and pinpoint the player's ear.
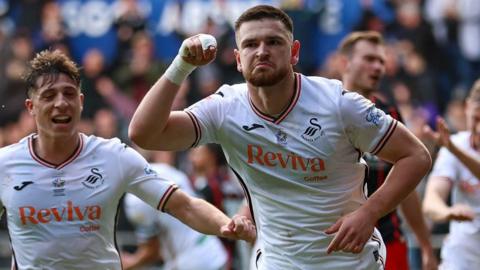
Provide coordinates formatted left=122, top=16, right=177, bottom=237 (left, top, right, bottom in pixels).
left=79, top=92, right=84, bottom=111
left=290, top=40, right=300, bottom=65
left=336, top=53, right=349, bottom=74
left=25, top=99, right=34, bottom=115
left=234, top=49, right=242, bottom=72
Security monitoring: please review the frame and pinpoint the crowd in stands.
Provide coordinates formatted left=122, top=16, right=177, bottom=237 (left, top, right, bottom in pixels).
left=1, top=0, right=479, bottom=269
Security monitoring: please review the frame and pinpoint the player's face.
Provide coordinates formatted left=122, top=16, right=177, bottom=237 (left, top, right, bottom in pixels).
left=234, top=19, right=299, bottom=87
left=345, top=40, right=386, bottom=94
left=25, top=73, right=84, bottom=139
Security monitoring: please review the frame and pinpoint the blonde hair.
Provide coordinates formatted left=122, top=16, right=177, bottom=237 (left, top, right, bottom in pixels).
left=338, top=31, right=384, bottom=57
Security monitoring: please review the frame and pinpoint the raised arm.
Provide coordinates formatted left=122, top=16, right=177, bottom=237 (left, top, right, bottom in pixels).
left=326, top=122, right=432, bottom=254
left=424, top=116, right=480, bottom=179
left=128, top=34, right=217, bottom=150
left=164, top=189, right=256, bottom=243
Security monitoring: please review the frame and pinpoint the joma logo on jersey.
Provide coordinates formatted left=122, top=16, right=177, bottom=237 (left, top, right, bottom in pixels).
left=19, top=200, right=102, bottom=225
left=247, top=145, right=325, bottom=172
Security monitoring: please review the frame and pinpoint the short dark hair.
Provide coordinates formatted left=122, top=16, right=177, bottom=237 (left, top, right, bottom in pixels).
left=23, top=50, right=80, bottom=97
left=234, top=5, right=293, bottom=34
left=338, top=31, right=384, bottom=56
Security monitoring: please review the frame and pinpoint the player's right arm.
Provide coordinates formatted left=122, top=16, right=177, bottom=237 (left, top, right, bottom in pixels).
left=423, top=176, right=475, bottom=222
left=425, top=116, right=480, bottom=179
left=164, top=189, right=256, bottom=243
left=129, top=34, right=217, bottom=150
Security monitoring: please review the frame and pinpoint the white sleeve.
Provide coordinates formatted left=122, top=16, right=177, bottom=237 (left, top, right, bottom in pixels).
left=429, top=147, right=459, bottom=181
left=124, top=194, right=159, bottom=242
left=185, top=85, right=230, bottom=147
left=339, top=91, right=397, bottom=154
left=119, top=146, right=178, bottom=212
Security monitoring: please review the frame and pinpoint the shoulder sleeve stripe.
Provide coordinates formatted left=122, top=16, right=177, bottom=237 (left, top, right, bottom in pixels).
left=371, top=120, right=398, bottom=155
left=185, top=111, right=201, bottom=148
left=157, top=184, right=179, bottom=212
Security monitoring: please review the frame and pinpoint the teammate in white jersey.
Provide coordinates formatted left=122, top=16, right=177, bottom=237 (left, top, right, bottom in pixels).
left=423, top=79, right=480, bottom=269
left=129, top=5, right=431, bottom=269
left=122, top=162, right=228, bottom=270
left=0, top=50, right=255, bottom=269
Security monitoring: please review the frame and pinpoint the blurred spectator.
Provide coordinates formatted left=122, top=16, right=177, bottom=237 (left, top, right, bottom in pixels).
left=113, top=31, right=166, bottom=104
left=0, top=32, right=33, bottom=125
left=12, top=0, right=45, bottom=35
left=114, top=0, right=147, bottom=52
left=387, top=1, right=438, bottom=66
left=93, top=108, right=120, bottom=139
left=80, top=48, right=109, bottom=118
left=188, top=144, right=245, bottom=269
left=58, top=0, right=119, bottom=66
left=425, top=0, right=480, bottom=110
left=32, top=1, right=66, bottom=51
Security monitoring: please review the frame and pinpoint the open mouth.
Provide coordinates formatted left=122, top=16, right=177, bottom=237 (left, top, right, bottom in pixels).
left=52, top=116, right=72, bottom=124
left=370, top=75, right=380, bottom=83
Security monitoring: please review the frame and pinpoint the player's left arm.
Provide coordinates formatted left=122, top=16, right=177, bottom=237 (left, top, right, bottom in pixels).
left=164, top=189, right=256, bottom=243
left=326, top=123, right=431, bottom=254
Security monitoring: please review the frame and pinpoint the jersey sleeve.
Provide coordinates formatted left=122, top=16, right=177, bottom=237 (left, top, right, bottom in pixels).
left=339, top=91, right=397, bottom=154
left=184, top=85, right=230, bottom=147
left=119, top=145, right=178, bottom=212
left=124, top=194, right=160, bottom=242
left=429, top=146, right=459, bottom=181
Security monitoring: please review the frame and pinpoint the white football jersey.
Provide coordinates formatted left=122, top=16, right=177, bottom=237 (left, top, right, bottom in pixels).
left=124, top=163, right=228, bottom=270
left=429, top=131, right=480, bottom=267
left=186, top=74, right=395, bottom=269
left=0, top=134, right=177, bottom=270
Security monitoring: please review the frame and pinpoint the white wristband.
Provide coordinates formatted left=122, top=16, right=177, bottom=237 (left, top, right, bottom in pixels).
left=164, top=55, right=196, bottom=85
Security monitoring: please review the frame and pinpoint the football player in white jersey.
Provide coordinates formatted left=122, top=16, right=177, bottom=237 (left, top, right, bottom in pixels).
left=129, top=5, right=432, bottom=269
left=423, top=79, right=480, bottom=269
left=338, top=31, right=437, bottom=270
left=122, top=162, right=228, bottom=270
left=0, top=50, right=255, bottom=269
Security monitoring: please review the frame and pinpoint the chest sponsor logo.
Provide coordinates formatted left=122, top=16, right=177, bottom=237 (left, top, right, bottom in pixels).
left=82, top=168, right=104, bottom=189
left=14, top=181, right=34, bottom=191
left=301, top=118, right=324, bottom=142
left=19, top=200, right=102, bottom=225
left=247, top=145, right=326, bottom=174
left=242, top=123, right=265, bottom=131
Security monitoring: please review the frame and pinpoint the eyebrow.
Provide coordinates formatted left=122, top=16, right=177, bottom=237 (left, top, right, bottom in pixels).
left=241, top=35, right=285, bottom=46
